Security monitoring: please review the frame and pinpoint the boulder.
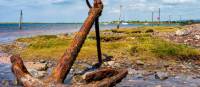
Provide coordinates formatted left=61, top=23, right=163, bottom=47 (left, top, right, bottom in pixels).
left=155, top=72, right=168, bottom=80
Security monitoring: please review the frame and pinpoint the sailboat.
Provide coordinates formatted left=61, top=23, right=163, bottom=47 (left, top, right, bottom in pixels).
left=19, top=10, right=23, bottom=30
left=121, top=6, right=129, bottom=25
left=122, top=22, right=129, bottom=25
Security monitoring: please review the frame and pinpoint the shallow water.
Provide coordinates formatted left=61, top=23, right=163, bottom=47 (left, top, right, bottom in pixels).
left=117, top=74, right=200, bottom=87
left=0, top=23, right=177, bottom=44
left=0, top=64, right=14, bottom=80
left=0, top=63, right=19, bottom=87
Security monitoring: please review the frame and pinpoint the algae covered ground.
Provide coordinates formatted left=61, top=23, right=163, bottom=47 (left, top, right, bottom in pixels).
left=10, top=26, right=200, bottom=66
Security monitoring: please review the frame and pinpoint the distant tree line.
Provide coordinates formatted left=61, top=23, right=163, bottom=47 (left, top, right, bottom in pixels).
left=101, top=20, right=200, bottom=26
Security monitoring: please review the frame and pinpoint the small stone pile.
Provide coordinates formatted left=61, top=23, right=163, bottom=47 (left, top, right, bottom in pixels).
left=159, top=24, right=200, bottom=48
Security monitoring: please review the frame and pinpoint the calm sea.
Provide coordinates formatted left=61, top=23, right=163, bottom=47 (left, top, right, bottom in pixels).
left=0, top=23, right=176, bottom=44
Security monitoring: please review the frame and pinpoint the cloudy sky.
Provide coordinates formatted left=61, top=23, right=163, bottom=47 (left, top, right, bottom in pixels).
left=0, top=0, right=199, bottom=23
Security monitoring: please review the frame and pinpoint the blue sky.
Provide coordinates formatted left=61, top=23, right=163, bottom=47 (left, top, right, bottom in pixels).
left=0, top=0, right=200, bottom=23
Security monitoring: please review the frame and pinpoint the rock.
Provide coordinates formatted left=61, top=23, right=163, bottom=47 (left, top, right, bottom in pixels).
left=107, top=61, right=115, bottom=66
left=39, top=59, right=46, bottom=63
left=13, top=79, right=19, bottom=86
left=28, top=69, right=48, bottom=78
left=70, top=69, right=74, bottom=73
left=1, top=80, right=9, bottom=86
left=128, top=68, right=137, bottom=75
left=135, top=60, right=144, bottom=65
left=102, top=54, right=113, bottom=62
left=155, top=85, right=162, bottom=87
left=114, top=63, right=121, bottom=67
left=175, top=30, right=190, bottom=36
left=155, top=72, right=168, bottom=80
left=194, top=35, right=200, bottom=40
left=103, top=62, right=109, bottom=66
left=136, top=73, right=143, bottom=79
left=193, top=75, right=200, bottom=79
left=25, top=62, right=48, bottom=71
left=47, top=62, right=54, bottom=68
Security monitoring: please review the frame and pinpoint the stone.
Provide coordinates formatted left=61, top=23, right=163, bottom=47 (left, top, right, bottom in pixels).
left=28, top=69, right=48, bottom=78
left=114, top=63, right=121, bottom=67
left=1, top=80, right=9, bottom=86
left=47, top=62, right=54, bottom=68
left=25, top=62, right=48, bottom=71
left=13, top=79, right=19, bottom=86
left=155, top=85, right=162, bottom=87
left=194, top=35, right=200, bottom=40
left=70, top=69, right=74, bottom=73
left=155, top=72, right=168, bottom=80
left=107, top=61, right=115, bottom=66
left=103, top=62, right=109, bottom=66
left=39, top=59, right=46, bottom=63
left=128, top=68, right=137, bottom=75
left=175, top=30, right=190, bottom=36
left=136, top=73, right=143, bottom=79
left=135, top=60, right=144, bottom=65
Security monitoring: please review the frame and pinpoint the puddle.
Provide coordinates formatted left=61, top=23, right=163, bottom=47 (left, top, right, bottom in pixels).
left=116, top=74, right=200, bottom=87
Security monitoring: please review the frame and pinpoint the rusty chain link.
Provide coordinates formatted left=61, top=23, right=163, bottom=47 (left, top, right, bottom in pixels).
left=86, top=0, right=103, bottom=66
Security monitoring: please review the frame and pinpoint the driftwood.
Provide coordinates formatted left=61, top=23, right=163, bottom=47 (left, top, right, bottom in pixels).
left=10, top=0, right=128, bottom=87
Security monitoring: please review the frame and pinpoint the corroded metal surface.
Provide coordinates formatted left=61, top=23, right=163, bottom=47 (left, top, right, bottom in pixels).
left=86, top=0, right=103, bottom=66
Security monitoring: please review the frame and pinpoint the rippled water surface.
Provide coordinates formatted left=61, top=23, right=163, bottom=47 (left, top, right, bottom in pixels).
left=0, top=23, right=177, bottom=44
left=117, top=74, right=200, bottom=87
left=0, top=64, right=14, bottom=80
left=0, top=23, right=136, bottom=43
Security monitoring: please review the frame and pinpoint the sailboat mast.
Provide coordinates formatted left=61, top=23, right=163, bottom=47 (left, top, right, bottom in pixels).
left=19, top=10, right=23, bottom=30
left=152, top=11, right=154, bottom=26
left=158, top=8, right=160, bottom=26
left=117, top=5, right=122, bottom=29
